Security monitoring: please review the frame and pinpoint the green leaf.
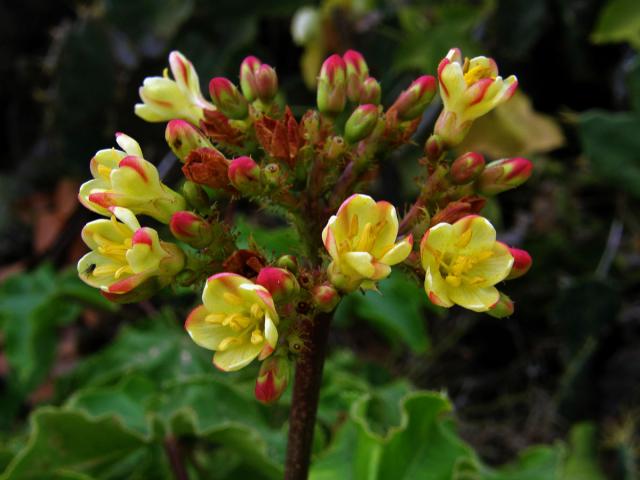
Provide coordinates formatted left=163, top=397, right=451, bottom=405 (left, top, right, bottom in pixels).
left=57, top=310, right=213, bottom=393
left=0, top=408, right=152, bottom=480
left=334, top=272, right=432, bottom=353
left=234, top=215, right=300, bottom=259
left=591, top=0, right=640, bottom=49
left=484, top=445, right=565, bottom=480
left=310, top=391, right=479, bottom=480
left=578, top=110, right=640, bottom=197
left=562, top=423, right=606, bottom=480
left=0, top=265, right=116, bottom=426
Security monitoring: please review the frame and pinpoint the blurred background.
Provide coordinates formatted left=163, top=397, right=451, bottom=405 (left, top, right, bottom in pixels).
left=1, top=0, right=639, bottom=478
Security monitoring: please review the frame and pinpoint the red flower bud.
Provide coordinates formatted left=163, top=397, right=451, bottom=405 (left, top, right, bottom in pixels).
left=476, top=157, right=533, bottom=196
left=391, top=75, right=436, bottom=121
left=255, top=355, right=290, bottom=404
left=228, top=156, right=261, bottom=193
left=169, top=211, right=213, bottom=248
left=312, top=283, right=340, bottom=312
left=256, top=267, right=300, bottom=301
left=165, top=119, right=213, bottom=162
left=344, top=104, right=379, bottom=143
left=209, top=77, right=249, bottom=120
left=359, top=77, right=381, bottom=105
left=182, top=147, right=231, bottom=190
left=425, top=134, right=444, bottom=161
left=343, top=50, right=369, bottom=103
left=317, top=54, right=347, bottom=115
left=450, top=152, right=486, bottom=185
left=506, top=247, right=532, bottom=280
left=487, top=292, right=514, bottom=318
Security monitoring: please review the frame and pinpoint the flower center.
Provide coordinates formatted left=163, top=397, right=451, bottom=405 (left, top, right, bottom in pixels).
left=463, top=63, right=496, bottom=86
left=342, top=215, right=386, bottom=254
left=90, top=219, right=135, bottom=278
left=205, top=302, right=267, bottom=351
left=437, top=250, right=494, bottom=287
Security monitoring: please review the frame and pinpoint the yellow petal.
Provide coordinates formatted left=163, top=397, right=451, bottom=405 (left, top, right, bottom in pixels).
left=466, top=242, right=514, bottom=286
left=342, top=251, right=376, bottom=278
left=451, top=216, right=496, bottom=253
left=213, top=342, right=263, bottom=371
left=185, top=305, right=237, bottom=350
left=202, top=273, right=253, bottom=315
left=421, top=223, right=453, bottom=267
left=379, top=236, right=412, bottom=265
left=115, top=133, right=143, bottom=157
left=447, top=284, right=499, bottom=312
left=264, top=312, right=278, bottom=349
left=424, top=261, right=454, bottom=308
left=135, top=103, right=168, bottom=123
left=440, top=62, right=466, bottom=112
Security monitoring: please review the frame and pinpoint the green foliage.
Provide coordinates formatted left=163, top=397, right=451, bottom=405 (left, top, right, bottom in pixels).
left=0, top=265, right=115, bottom=427
left=591, top=0, right=640, bottom=48
left=335, top=272, right=435, bottom=353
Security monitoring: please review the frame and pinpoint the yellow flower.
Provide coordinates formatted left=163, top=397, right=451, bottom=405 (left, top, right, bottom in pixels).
left=135, top=51, right=214, bottom=125
left=322, top=194, right=413, bottom=292
left=78, top=133, right=185, bottom=223
left=420, top=215, right=513, bottom=312
left=78, top=207, right=184, bottom=296
left=435, top=48, right=518, bottom=146
left=185, top=273, right=279, bottom=372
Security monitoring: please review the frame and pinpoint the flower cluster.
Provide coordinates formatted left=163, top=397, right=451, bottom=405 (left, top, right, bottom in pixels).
left=77, top=47, right=532, bottom=403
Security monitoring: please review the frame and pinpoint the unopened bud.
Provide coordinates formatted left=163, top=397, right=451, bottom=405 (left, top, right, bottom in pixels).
left=391, top=75, right=436, bottom=121
left=344, top=104, right=379, bottom=143
left=476, top=157, right=533, bottom=196
left=487, top=292, right=514, bottom=318
left=450, top=152, right=486, bottom=185
left=255, top=355, right=290, bottom=404
left=182, top=181, right=210, bottom=210
left=300, top=110, right=321, bottom=143
left=434, top=109, right=472, bottom=147
left=256, top=267, right=300, bottom=301
left=343, top=50, right=369, bottom=103
left=317, top=54, right=347, bottom=115
left=228, top=156, right=261, bottom=193
left=169, top=211, right=213, bottom=248
left=425, top=134, right=444, bottom=161
left=312, top=283, right=340, bottom=312
left=254, top=64, right=278, bottom=103
left=209, top=77, right=249, bottom=120
left=276, top=254, right=298, bottom=273
left=240, top=56, right=262, bottom=101
left=165, top=120, right=213, bottom=162
left=506, top=247, right=532, bottom=280
left=359, top=77, right=381, bottom=105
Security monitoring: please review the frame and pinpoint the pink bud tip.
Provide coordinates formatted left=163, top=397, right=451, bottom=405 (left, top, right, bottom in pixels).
left=343, top=50, right=367, bottom=73
left=507, top=247, right=532, bottom=279
left=228, top=156, right=261, bottom=191
left=450, top=152, right=486, bottom=184
left=505, top=157, right=533, bottom=181
left=255, top=356, right=290, bottom=404
left=312, top=284, right=340, bottom=312
left=256, top=267, right=300, bottom=301
left=320, top=54, right=347, bottom=82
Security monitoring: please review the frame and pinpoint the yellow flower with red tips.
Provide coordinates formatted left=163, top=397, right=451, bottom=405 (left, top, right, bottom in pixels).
left=420, top=215, right=514, bottom=312
left=78, top=133, right=185, bottom=223
left=135, top=51, right=214, bottom=125
left=322, top=194, right=413, bottom=292
left=185, top=273, right=279, bottom=372
left=435, top=48, right=518, bottom=146
left=77, top=207, right=185, bottom=296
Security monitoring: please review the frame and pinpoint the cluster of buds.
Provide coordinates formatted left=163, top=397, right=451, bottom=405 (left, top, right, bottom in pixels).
left=78, top=47, right=533, bottom=404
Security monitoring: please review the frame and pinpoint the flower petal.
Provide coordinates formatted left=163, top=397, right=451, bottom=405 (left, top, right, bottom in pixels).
left=447, top=284, right=499, bottom=312
left=342, top=251, right=376, bottom=278
left=185, top=305, right=237, bottom=350
left=213, top=343, right=263, bottom=372
left=379, top=235, right=413, bottom=265
left=424, top=261, right=453, bottom=308
left=202, top=273, right=253, bottom=315
left=466, top=241, right=514, bottom=286
left=451, top=215, right=496, bottom=253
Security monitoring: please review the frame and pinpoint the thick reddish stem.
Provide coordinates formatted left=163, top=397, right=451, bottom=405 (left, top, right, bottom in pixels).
left=284, top=314, right=332, bottom=480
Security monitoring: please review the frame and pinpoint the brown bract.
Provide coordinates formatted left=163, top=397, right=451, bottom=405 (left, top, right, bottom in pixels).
left=182, top=147, right=233, bottom=190
left=383, top=108, right=422, bottom=146
left=431, top=196, right=486, bottom=225
left=254, top=107, right=301, bottom=168
left=222, top=249, right=265, bottom=278
left=200, top=109, right=244, bottom=147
